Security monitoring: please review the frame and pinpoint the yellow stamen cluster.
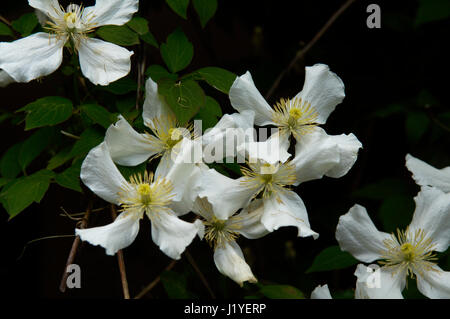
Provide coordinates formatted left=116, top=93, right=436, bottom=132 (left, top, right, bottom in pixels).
left=272, top=97, right=319, bottom=140
left=119, top=171, right=174, bottom=218
left=379, top=227, right=439, bottom=278
left=240, top=160, right=296, bottom=199
left=204, top=216, right=241, bottom=249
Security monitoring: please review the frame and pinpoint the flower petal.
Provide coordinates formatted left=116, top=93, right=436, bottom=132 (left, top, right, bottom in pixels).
left=83, top=0, right=139, bottom=27
left=213, top=241, right=257, bottom=287
left=142, top=77, right=174, bottom=128
left=335, top=204, right=391, bottom=263
left=0, top=70, right=15, bottom=87
left=229, top=71, right=275, bottom=126
left=311, top=284, right=332, bottom=299
left=28, top=0, right=63, bottom=20
left=291, top=127, right=361, bottom=186
left=294, top=64, right=345, bottom=124
left=80, top=142, right=129, bottom=205
left=78, top=37, right=133, bottom=86
left=76, top=211, right=140, bottom=255
left=416, top=265, right=450, bottom=299
left=105, top=115, right=162, bottom=166
left=406, top=154, right=450, bottom=193
left=408, top=186, right=450, bottom=252
left=149, top=210, right=201, bottom=260
left=234, top=199, right=270, bottom=239
left=262, top=190, right=319, bottom=239
left=239, top=130, right=291, bottom=165
left=0, top=32, right=64, bottom=83
left=354, top=264, right=405, bottom=299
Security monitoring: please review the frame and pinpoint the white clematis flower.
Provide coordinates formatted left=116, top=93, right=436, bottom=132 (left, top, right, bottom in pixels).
left=310, top=284, right=333, bottom=299
left=406, top=154, right=450, bottom=193
left=336, top=186, right=450, bottom=298
left=193, top=197, right=269, bottom=286
left=0, top=0, right=138, bottom=85
left=76, top=141, right=202, bottom=259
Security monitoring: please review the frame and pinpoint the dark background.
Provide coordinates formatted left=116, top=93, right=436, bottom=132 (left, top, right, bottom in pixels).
left=1, top=0, right=449, bottom=299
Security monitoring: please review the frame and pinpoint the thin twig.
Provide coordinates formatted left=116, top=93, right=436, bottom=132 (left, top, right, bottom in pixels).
left=110, top=205, right=130, bottom=299
left=59, top=200, right=92, bottom=293
left=133, top=260, right=177, bottom=299
left=136, top=45, right=147, bottom=110
left=59, top=206, right=106, bottom=219
left=60, top=130, right=80, bottom=140
left=17, top=234, right=75, bottom=261
left=265, top=0, right=358, bottom=100
left=0, top=15, right=11, bottom=26
left=426, top=107, right=450, bottom=132
left=185, top=251, right=216, bottom=299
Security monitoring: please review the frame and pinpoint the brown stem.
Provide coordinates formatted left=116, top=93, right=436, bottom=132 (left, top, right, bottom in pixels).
left=133, top=260, right=177, bottom=299
left=59, top=200, right=92, bottom=293
left=110, top=205, right=130, bottom=299
left=185, top=251, right=216, bottom=299
left=0, top=15, right=11, bottom=26
left=265, top=0, right=358, bottom=100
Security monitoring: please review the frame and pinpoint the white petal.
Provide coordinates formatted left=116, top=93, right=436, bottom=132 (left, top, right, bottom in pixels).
left=105, top=115, right=162, bottom=166
left=239, top=130, right=291, bottom=165
left=0, top=32, right=64, bottom=83
left=416, top=265, right=450, bottom=299
left=213, top=241, right=257, bottom=287
left=335, top=204, right=391, bottom=263
left=234, top=199, right=270, bottom=239
left=80, top=142, right=129, bottom=205
left=0, top=70, right=15, bottom=87
left=311, top=284, right=332, bottom=299
left=291, top=127, right=362, bottom=185
left=406, top=154, right=450, bottom=193
left=262, top=190, right=319, bottom=239
left=229, top=71, right=275, bottom=126
left=78, top=37, right=133, bottom=86
left=83, top=0, right=139, bottom=27
left=142, top=77, right=174, bottom=128
left=294, top=64, right=345, bottom=124
left=196, top=169, right=256, bottom=219
left=150, top=210, right=200, bottom=260
left=408, top=186, right=450, bottom=252
left=76, top=211, right=140, bottom=255
left=28, top=0, right=63, bottom=20
left=354, top=264, right=405, bottom=299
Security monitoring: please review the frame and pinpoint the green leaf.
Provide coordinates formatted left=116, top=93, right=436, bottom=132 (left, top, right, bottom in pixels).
left=378, top=195, right=415, bottom=233
left=0, top=177, right=11, bottom=188
left=158, top=78, right=205, bottom=125
left=69, top=127, right=104, bottom=159
left=117, top=162, right=147, bottom=181
left=145, top=65, right=178, bottom=82
left=18, top=127, right=55, bottom=171
left=160, top=270, right=192, bottom=298
left=55, top=162, right=82, bottom=192
left=19, top=96, right=73, bottom=131
left=11, top=13, right=38, bottom=37
left=47, top=146, right=73, bottom=170
left=81, top=104, right=117, bottom=129
left=193, top=0, right=218, bottom=27
left=126, top=17, right=149, bottom=35
left=102, top=77, right=137, bottom=95
left=415, top=0, right=450, bottom=26
left=1, top=143, right=23, bottom=178
left=0, top=21, right=14, bottom=37
left=140, top=31, right=159, bottom=48
left=166, top=0, right=190, bottom=19
left=352, top=178, right=409, bottom=200
left=196, top=96, right=222, bottom=130
left=96, top=25, right=140, bottom=46
left=195, top=67, right=237, bottom=94
left=0, top=169, right=54, bottom=219
left=259, top=285, right=305, bottom=299
left=306, top=246, right=358, bottom=273
left=160, top=28, right=194, bottom=73
left=405, top=111, right=430, bottom=144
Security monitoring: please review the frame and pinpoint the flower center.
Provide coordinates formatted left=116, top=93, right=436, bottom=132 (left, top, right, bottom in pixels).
left=272, top=97, right=319, bottom=140
left=204, top=217, right=240, bottom=249
left=379, top=228, right=438, bottom=278
left=167, top=128, right=183, bottom=147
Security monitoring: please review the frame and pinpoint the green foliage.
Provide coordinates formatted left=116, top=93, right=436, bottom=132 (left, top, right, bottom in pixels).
left=18, top=127, right=55, bottom=171
left=259, top=284, right=305, bottom=299
left=11, top=13, right=38, bottom=37
left=306, top=246, right=358, bottom=273
left=196, top=96, right=222, bottom=130
left=193, top=0, right=218, bottom=27
left=68, top=128, right=104, bottom=159
left=415, top=0, right=450, bottom=26
left=127, top=17, right=159, bottom=48
left=0, top=21, right=14, bottom=37
left=160, top=270, right=193, bottom=298
left=101, top=77, right=138, bottom=95
left=47, top=146, right=73, bottom=170
left=1, top=143, right=23, bottom=179
left=0, top=170, right=54, bottom=219
left=55, top=161, right=82, bottom=193
left=18, top=96, right=73, bottom=131
left=145, top=65, right=178, bottom=82
left=96, top=25, right=140, bottom=46
left=158, top=78, right=205, bottom=125
left=405, top=111, right=430, bottom=144
left=166, top=0, right=190, bottom=19
left=378, top=195, right=415, bottom=233
left=160, top=28, right=194, bottom=73
left=194, top=67, right=237, bottom=94
left=81, top=104, right=117, bottom=129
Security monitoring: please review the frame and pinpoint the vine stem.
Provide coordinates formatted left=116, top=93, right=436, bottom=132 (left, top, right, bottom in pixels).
left=133, top=259, right=177, bottom=299
left=110, top=205, right=130, bottom=299
left=265, top=0, right=358, bottom=100
left=185, top=251, right=216, bottom=299
left=59, top=200, right=92, bottom=293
